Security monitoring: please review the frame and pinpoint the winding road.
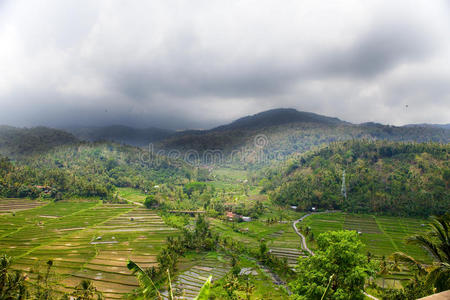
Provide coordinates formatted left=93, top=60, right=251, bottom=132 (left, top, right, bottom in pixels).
left=292, top=213, right=379, bottom=300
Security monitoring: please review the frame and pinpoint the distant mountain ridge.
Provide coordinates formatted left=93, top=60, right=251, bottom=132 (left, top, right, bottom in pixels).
left=1, top=109, right=449, bottom=161
left=67, top=125, right=174, bottom=146
left=0, top=125, right=78, bottom=158
left=156, top=109, right=450, bottom=157
left=403, top=123, right=450, bottom=130
left=211, top=108, right=345, bottom=131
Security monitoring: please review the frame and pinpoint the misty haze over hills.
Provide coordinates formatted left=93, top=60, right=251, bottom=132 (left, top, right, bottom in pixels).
left=1, top=108, right=449, bottom=158
left=65, top=108, right=450, bottom=147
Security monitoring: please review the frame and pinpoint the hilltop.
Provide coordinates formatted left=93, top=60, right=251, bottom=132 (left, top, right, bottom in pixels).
left=0, top=125, right=78, bottom=158
left=157, top=109, right=450, bottom=163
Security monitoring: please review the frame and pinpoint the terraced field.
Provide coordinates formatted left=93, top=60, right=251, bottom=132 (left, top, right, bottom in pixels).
left=162, top=253, right=231, bottom=300
left=268, top=226, right=307, bottom=268
left=0, top=199, right=179, bottom=299
left=301, top=212, right=432, bottom=263
left=0, top=198, right=47, bottom=213
left=209, top=211, right=307, bottom=269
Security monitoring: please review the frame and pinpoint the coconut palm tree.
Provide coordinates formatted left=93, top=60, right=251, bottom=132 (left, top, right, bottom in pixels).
left=0, top=254, right=28, bottom=299
left=72, top=279, right=103, bottom=300
left=392, top=214, right=450, bottom=292
left=0, top=254, right=13, bottom=293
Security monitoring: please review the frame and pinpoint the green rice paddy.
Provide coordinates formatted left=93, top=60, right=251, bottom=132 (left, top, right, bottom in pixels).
left=0, top=195, right=436, bottom=298
left=301, top=212, right=432, bottom=263
left=0, top=199, right=178, bottom=299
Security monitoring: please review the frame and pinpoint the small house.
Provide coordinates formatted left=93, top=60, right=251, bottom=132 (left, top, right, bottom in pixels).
left=226, top=211, right=236, bottom=221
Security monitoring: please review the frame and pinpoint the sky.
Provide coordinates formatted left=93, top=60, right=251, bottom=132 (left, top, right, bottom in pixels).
left=0, top=0, right=449, bottom=130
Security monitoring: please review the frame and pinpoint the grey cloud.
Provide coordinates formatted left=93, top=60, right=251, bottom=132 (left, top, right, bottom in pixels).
left=0, top=0, right=449, bottom=129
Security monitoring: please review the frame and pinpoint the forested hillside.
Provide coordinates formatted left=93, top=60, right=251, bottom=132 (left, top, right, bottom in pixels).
left=263, top=141, right=449, bottom=217
left=157, top=109, right=450, bottom=164
left=0, top=142, right=193, bottom=199
left=0, top=126, right=78, bottom=158
left=68, top=125, right=174, bottom=146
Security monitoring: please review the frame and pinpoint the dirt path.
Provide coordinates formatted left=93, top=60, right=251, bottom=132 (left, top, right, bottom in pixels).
left=292, top=213, right=314, bottom=256
left=292, top=212, right=379, bottom=300
left=117, top=195, right=143, bottom=207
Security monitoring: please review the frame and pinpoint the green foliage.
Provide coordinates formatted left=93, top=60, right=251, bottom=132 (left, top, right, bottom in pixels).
left=144, top=195, right=158, bottom=208
left=289, top=231, right=375, bottom=300
left=0, top=142, right=193, bottom=200
left=267, top=140, right=449, bottom=217
left=0, top=126, right=78, bottom=158
left=381, top=276, right=433, bottom=299
left=183, top=182, right=208, bottom=197
left=127, top=260, right=161, bottom=299
left=194, top=275, right=212, bottom=300
left=71, top=279, right=103, bottom=300
left=0, top=254, right=28, bottom=299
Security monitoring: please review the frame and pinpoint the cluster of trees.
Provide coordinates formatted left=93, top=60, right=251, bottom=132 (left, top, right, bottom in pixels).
left=0, top=142, right=193, bottom=200
left=290, top=230, right=375, bottom=299
left=265, top=140, right=449, bottom=216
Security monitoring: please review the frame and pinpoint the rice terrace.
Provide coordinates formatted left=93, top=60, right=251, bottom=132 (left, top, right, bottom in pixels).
left=1, top=1, right=450, bottom=298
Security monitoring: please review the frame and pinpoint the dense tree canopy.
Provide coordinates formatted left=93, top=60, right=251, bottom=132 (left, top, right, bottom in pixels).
left=265, top=141, right=449, bottom=217
left=0, top=143, right=193, bottom=199
left=290, top=231, right=374, bottom=300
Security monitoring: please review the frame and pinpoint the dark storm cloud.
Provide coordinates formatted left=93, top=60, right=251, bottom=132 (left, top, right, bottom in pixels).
left=0, top=0, right=449, bottom=129
left=315, top=22, right=434, bottom=78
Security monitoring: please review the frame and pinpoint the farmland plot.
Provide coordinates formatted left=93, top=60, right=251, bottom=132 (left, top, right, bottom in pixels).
left=0, top=200, right=179, bottom=299
left=162, top=254, right=231, bottom=300
left=302, top=212, right=432, bottom=262
left=268, top=225, right=307, bottom=268
left=0, top=198, right=47, bottom=213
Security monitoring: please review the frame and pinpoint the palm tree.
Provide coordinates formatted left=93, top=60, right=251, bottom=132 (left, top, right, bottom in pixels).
left=72, top=279, right=103, bottom=300
left=0, top=254, right=13, bottom=293
left=127, top=260, right=212, bottom=300
left=127, top=260, right=162, bottom=299
left=0, top=255, right=28, bottom=299
left=392, top=214, right=450, bottom=292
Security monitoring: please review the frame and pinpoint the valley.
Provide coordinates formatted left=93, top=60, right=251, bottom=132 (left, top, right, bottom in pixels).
left=0, top=110, right=448, bottom=299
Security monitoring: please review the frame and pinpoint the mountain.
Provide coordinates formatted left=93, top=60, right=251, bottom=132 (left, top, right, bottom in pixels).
left=67, top=125, right=174, bottom=146
left=211, top=108, right=345, bottom=131
left=156, top=109, right=450, bottom=164
left=2, top=108, right=448, bottom=164
left=403, top=123, right=450, bottom=130
left=0, top=126, right=78, bottom=158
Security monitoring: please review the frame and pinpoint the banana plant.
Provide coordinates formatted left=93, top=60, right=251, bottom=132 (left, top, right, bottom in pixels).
left=128, top=260, right=212, bottom=300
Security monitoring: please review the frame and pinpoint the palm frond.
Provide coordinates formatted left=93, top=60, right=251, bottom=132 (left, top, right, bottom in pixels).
left=127, top=260, right=161, bottom=298
left=194, top=275, right=212, bottom=300
left=407, top=235, right=443, bottom=262
left=390, top=252, right=426, bottom=275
